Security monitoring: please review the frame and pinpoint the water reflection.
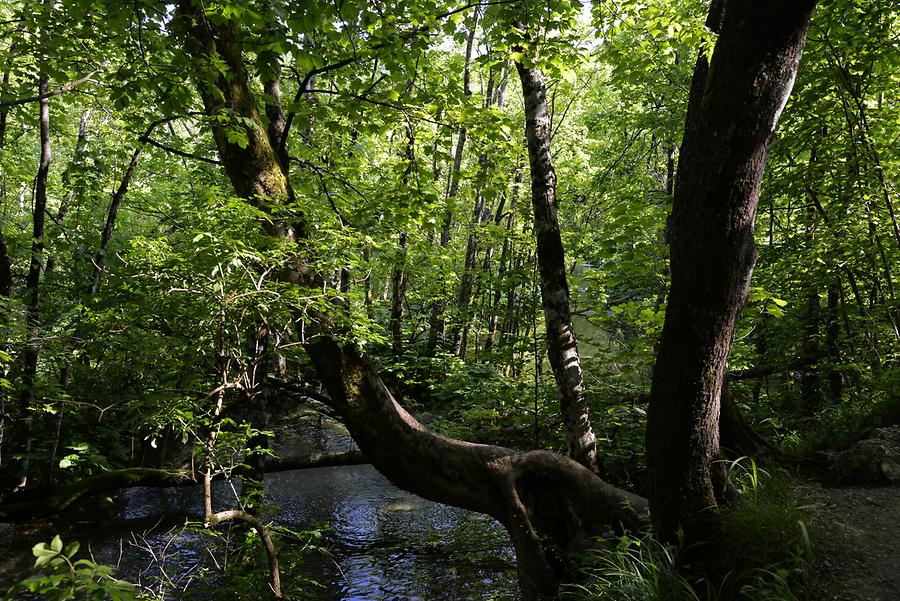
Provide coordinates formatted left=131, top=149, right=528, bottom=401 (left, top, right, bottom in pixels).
left=3, top=415, right=519, bottom=599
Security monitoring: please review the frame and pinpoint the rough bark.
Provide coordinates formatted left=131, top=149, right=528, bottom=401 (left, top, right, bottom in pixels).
left=516, top=62, right=600, bottom=475
left=176, top=0, right=296, bottom=243
left=646, top=0, right=816, bottom=544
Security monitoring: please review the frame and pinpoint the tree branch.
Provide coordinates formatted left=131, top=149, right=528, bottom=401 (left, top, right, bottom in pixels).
left=0, top=70, right=99, bottom=108
left=139, top=136, right=222, bottom=165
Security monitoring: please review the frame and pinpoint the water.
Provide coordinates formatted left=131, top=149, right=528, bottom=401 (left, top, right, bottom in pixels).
left=2, top=415, right=519, bottom=600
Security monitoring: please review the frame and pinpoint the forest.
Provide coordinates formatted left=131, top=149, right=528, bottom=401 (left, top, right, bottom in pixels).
left=0, top=0, right=898, bottom=598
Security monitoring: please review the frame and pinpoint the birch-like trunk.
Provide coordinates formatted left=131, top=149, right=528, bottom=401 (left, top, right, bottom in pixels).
left=517, top=63, right=600, bottom=475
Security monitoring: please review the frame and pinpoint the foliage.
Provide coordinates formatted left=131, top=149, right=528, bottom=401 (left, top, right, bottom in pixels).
left=4, top=535, right=140, bottom=601
left=0, top=0, right=898, bottom=596
left=563, top=533, right=702, bottom=601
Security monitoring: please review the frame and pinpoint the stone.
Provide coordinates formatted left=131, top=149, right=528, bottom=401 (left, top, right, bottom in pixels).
left=828, top=425, right=900, bottom=486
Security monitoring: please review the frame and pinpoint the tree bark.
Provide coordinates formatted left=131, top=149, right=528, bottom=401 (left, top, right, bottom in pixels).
left=646, top=0, right=816, bottom=545
left=306, top=339, right=648, bottom=598
left=516, top=62, right=600, bottom=475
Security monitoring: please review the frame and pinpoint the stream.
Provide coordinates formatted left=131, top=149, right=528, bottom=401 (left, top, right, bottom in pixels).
left=1, top=414, right=519, bottom=600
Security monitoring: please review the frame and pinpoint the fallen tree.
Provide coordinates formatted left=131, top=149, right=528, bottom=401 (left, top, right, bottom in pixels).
left=0, top=450, right=366, bottom=520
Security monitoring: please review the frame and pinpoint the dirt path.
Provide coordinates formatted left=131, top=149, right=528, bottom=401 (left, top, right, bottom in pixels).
left=797, top=483, right=900, bottom=601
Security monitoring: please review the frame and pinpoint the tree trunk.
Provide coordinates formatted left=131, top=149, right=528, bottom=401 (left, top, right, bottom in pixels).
left=484, top=170, right=520, bottom=355
left=88, top=145, right=142, bottom=296
left=306, top=339, right=648, bottom=598
left=483, top=224, right=513, bottom=355
left=426, top=13, right=477, bottom=355
left=389, top=232, right=408, bottom=357
left=390, top=126, right=415, bottom=358
left=516, top=62, right=600, bottom=475
left=48, top=108, right=92, bottom=238
left=15, top=75, right=52, bottom=491
left=451, top=190, right=486, bottom=359
left=646, top=0, right=816, bottom=545
left=825, top=281, right=842, bottom=404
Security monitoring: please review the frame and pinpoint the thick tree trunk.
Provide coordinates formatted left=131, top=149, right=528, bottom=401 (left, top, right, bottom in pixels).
left=646, top=0, right=816, bottom=545
left=306, top=339, right=648, bottom=598
left=516, top=63, right=600, bottom=475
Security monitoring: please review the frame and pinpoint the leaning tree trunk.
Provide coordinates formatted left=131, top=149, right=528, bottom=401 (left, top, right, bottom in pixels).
left=173, top=5, right=648, bottom=598
left=646, top=0, right=817, bottom=545
left=516, top=62, right=600, bottom=475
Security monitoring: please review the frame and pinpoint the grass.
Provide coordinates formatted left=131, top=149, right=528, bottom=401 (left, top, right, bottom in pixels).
left=564, top=458, right=813, bottom=601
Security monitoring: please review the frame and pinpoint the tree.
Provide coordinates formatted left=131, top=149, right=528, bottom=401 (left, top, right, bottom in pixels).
left=4, top=0, right=896, bottom=599
left=170, top=2, right=646, bottom=598
left=646, top=0, right=817, bottom=545
left=517, top=59, right=601, bottom=474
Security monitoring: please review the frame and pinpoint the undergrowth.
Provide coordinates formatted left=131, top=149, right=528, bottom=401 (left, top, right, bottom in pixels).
left=564, top=458, right=812, bottom=601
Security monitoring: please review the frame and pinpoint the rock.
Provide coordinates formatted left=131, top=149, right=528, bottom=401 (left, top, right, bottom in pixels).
left=828, top=425, right=900, bottom=486
left=881, top=453, right=900, bottom=484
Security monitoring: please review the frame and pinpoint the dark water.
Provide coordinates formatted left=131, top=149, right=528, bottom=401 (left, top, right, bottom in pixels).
left=2, top=416, right=519, bottom=600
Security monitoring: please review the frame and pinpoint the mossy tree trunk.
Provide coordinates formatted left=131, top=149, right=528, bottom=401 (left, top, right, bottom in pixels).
left=173, top=4, right=647, bottom=598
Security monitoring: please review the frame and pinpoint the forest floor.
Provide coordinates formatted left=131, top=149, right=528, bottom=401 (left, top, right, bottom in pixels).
left=798, top=482, right=900, bottom=601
